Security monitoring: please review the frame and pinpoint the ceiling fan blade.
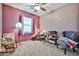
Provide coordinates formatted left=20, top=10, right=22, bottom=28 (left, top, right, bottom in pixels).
left=35, top=3, right=46, bottom=6
left=40, top=7, right=46, bottom=11
left=35, top=3, right=39, bottom=6
left=26, top=5, right=35, bottom=7
left=26, top=5, right=35, bottom=10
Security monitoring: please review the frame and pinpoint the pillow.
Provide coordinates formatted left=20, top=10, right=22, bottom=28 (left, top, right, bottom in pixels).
left=65, top=39, right=78, bottom=49
left=5, top=38, right=13, bottom=44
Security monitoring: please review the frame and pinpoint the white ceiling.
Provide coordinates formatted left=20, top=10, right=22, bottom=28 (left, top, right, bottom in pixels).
left=5, top=3, right=68, bottom=16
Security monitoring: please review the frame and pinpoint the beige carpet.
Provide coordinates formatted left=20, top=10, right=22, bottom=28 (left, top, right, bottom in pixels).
left=1, top=40, right=79, bottom=56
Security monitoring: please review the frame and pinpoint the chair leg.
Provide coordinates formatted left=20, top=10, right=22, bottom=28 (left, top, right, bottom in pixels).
left=55, top=40, right=57, bottom=45
left=73, top=47, right=75, bottom=52
left=64, top=48, right=66, bottom=54
left=6, top=49, right=8, bottom=53
left=32, top=37, right=36, bottom=41
left=43, top=39, right=46, bottom=44
left=57, top=44, right=59, bottom=48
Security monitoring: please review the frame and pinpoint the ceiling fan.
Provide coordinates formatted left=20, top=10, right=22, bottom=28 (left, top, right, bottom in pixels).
left=26, top=3, right=46, bottom=12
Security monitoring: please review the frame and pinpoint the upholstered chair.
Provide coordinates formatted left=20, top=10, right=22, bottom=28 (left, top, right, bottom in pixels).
left=47, top=31, right=58, bottom=45
left=1, top=33, right=16, bottom=53
left=57, top=31, right=79, bottom=54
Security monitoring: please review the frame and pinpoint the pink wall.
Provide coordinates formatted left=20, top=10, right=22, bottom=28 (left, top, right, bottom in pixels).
left=2, top=4, right=40, bottom=42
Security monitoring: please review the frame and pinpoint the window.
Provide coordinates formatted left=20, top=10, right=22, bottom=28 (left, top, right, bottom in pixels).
left=22, top=16, right=33, bottom=34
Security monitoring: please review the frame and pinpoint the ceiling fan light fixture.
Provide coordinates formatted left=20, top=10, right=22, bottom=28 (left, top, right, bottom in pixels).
left=35, top=6, right=40, bottom=10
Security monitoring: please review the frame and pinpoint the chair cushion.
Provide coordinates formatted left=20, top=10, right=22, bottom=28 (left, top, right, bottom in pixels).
left=57, top=37, right=69, bottom=48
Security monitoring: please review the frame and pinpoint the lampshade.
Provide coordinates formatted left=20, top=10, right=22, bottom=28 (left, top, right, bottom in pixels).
left=16, top=22, right=22, bottom=29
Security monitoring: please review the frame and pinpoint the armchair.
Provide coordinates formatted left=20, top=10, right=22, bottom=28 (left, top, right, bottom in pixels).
left=57, top=31, right=79, bottom=54
left=47, top=31, right=58, bottom=45
left=1, top=33, right=16, bottom=53
left=32, top=29, right=47, bottom=41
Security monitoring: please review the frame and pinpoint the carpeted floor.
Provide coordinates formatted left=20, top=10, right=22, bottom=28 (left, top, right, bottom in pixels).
left=0, top=40, right=79, bottom=56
